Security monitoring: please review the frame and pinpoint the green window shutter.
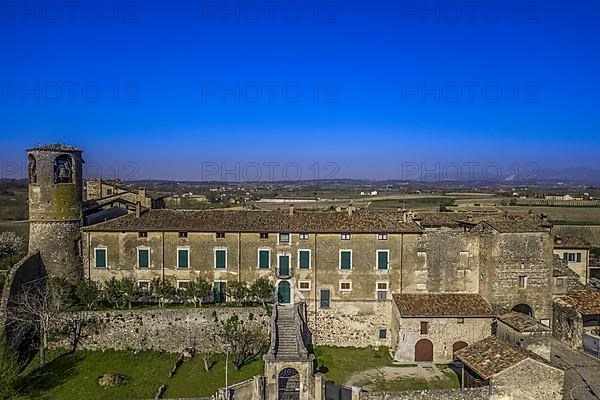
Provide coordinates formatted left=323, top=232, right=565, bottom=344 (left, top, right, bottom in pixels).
left=378, top=251, right=389, bottom=269
left=95, top=249, right=106, bottom=268
left=576, top=253, right=582, bottom=262
left=279, top=255, right=290, bottom=275
left=216, top=250, right=226, bottom=269
left=138, top=249, right=149, bottom=268
left=178, top=249, right=189, bottom=268
left=259, top=250, right=270, bottom=269
left=340, top=251, right=351, bottom=269
left=299, top=250, right=310, bottom=269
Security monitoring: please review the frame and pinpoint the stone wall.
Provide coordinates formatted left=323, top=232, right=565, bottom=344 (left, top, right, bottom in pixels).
left=307, top=300, right=392, bottom=347
left=0, top=252, right=47, bottom=351
left=552, top=300, right=582, bottom=350
left=50, top=307, right=269, bottom=353
left=360, top=387, right=489, bottom=400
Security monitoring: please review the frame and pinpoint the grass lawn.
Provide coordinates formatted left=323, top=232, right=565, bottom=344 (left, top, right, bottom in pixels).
left=17, top=350, right=263, bottom=399
left=313, top=346, right=395, bottom=384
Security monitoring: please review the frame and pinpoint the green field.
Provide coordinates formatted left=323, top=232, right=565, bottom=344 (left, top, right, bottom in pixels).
left=17, top=349, right=264, bottom=399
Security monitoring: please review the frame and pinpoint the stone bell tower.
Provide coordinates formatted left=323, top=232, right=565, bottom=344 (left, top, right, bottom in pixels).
left=27, top=144, right=84, bottom=282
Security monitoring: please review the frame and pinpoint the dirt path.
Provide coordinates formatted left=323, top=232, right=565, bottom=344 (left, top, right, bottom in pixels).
left=344, top=365, right=451, bottom=389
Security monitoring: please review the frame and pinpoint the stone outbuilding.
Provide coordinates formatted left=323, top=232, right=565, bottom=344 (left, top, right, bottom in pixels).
left=456, top=336, right=564, bottom=400
left=553, top=290, right=600, bottom=357
left=392, top=293, right=494, bottom=363
left=496, top=311, right=552, bottom=359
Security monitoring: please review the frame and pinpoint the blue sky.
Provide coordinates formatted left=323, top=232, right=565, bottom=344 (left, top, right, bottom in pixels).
left=1, top=0, right=599, bottom=181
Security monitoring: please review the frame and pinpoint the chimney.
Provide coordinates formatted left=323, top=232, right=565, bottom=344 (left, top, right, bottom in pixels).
left=289, top=204, right=294, bottom=216
left=347, top=204, right=353, bottom=217
left=555, top=235, right=562, bottom=245
left=467, top=214, right=474, bottom=222
left=541, top=213, right=548, bottom=223
left=138, top=188, right=146, bottom=205
left=135, top=202, right=142, bottom=218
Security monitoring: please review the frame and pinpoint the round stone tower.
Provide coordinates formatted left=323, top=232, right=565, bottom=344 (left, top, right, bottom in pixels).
left=27, top=144, right=84, bottom=282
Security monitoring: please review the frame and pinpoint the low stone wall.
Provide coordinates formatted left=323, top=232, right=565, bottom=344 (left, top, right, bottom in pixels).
left=360, top=387, right=489, bottom=400
left=51, top=307, right=270, bottom=353
left=552, top=300, right=582, bottom=350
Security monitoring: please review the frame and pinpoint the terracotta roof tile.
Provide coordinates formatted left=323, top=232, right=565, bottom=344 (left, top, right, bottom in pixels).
left=554, top=235, right=591, bottom=249
left=456, top=336, right=559, bottom=380
left=393, top=293, right=494, bottom=317
left=82, top=209, right=423, bottom=234
left=497, top=312, right=550, bottom=333
left=557, top=290, right=600, bottom=315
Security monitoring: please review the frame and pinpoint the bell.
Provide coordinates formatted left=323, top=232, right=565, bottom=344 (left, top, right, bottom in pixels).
left=58, top=165, right=70, bottom=179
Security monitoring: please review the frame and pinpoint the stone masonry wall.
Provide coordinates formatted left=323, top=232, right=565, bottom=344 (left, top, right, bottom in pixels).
left=308, top=300, right=392, bottom=348
left=552, top=301, right=582, bottom=350
left=50, top=307, right=269, bottom=353
left=360, top=387, right=489, bottom=400
left=491, top=358, right=564, bottom=400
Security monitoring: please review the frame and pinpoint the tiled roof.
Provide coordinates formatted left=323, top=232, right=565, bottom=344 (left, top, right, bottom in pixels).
left=554, top=235, right=591, bottom=249
left=497, top=312, right=551, bottom=333
left=455, top=336, right=559, bottom=380
left=83, top=209, right=424, bottom=233
left=393, top=293, right=494, bottom=317
left=475, top=214, right=551, bottom=233
left=557, top=290, right=600, bottom=315
left=416, top=212, right=494, bottom=228
left=27, top=144, right=82, bottom=152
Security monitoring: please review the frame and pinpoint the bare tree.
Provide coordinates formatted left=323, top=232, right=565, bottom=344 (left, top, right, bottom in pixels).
left=0, top=232, right=25, bottom=268
left=6, top=277, right=71, bottom=368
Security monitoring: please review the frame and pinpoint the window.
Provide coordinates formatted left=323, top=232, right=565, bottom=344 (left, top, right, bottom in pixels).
left=177, top=280, right=190, bottom=290
left=576, top=252, right=582, bottom=262
left=339, top=280, right=352, bottom=292
left=139, top=231, right=148, bottom=238
left=299, top=250, right=311, bottom=269
left=378, top=233, right=388, bottom=240
left=216, top=232, right=225, bottom=239
left=177, top=248, right=190, bottom=269
left=518, top=276, right=528, bottom=288
left=179, top=232, right=188, bottom=238
left=556, top=277, right=565, bottom=287
left=138, top=281, right=150, bottom=294
left=340, top=250, right=352, bottom=270
left=260, top=232, right=269, bottom=239
left=95, top=248, right=107, bottom=268
left=376, top=281, right=389, bottom=301
left=457, top=318, right=465, bottom=324
left=420, top=321, right=428, bottom=335
left=299, top=233, right=309, bottom=240
left=213, top=281, right=227, bottom=304
left=378, top=328, right=387, bottom=339
left=215, top=249, right=227, bottom=269
left=278, top=233, right=290, bottom=244
left=299, top=281, right=311, bottom=291
left=107, top=189, right=113, bottom=195
left=278, top=254, right=290, bottom=276
left=320, top=289, right=330, bottom=308
left=377, top=250, right=389, bottom=270
left=341, top=233, right=351, bottom=240
left=258, top=249, right=270, bottom=269
left=138, top=248, right=150, bottom=268
left=564, top=252, right=576, bottom=262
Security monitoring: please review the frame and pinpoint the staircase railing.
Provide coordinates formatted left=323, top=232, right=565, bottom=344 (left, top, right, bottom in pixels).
left=266, top=302, right=278, bottom=359
left=294, top=302, right=309, bottom=360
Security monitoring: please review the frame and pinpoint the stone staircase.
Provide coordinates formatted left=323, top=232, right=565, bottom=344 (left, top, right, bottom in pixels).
left=274, top=305, right=301, bottom=360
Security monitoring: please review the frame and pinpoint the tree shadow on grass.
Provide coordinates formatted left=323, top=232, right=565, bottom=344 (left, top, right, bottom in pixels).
left=18, top=352, right=84, bottom=398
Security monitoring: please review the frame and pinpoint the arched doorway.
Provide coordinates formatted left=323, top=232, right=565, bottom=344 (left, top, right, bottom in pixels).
left=415, top=339, right=433, bottom=362
left=512, top=304, right=534, bottom=317
left=452, top=341, right=468, bottom=358
left=278, top=367, right=300, bottom=400
left=277, top=281, right=291, bottom=304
